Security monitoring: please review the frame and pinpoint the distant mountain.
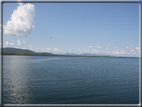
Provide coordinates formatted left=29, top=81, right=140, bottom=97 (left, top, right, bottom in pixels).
left=63, top=53, right=115, bottom=57
left=38, top=52, right=53, bottom=55
left=65, top=53, right=77, bottom=55
left=82, top=53, right=97, bottom=56
left=3, top=47, right=53, bottom=55
left=3, top=47, right=37, bottom=55
left=82, top=53, right=108, bottom=56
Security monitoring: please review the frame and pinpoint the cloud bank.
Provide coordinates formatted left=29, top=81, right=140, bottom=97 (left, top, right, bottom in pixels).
left=4, top=3, right=35, bottom=36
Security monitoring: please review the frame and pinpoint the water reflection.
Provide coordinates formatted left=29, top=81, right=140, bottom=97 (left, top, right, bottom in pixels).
left=3, top=56, right=33, bottom=104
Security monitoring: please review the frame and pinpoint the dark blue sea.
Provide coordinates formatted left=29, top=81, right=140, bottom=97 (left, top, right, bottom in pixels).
left=3, top=55, right=139, bottom=104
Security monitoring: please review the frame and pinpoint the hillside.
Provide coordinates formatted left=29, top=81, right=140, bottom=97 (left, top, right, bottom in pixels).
left=2, top=47, right=53, bottom=55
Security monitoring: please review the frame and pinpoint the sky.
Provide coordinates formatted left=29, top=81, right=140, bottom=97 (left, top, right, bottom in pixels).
left=2, top=1, right=140, bottom=57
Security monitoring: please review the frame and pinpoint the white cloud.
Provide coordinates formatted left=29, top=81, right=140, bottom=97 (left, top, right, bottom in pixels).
left=121, top=50, right=125, bottom=54
left=9, top=43, right=14, bottom=46
left=111, top=49, right=126, bottom=55
left=52, top=48, right=60, bottom=53
left=17, top=40, right=22, bottom=45
left=107, top=45, right=111, bottom=47
left=40, top=47, right=60, bottom=53
left=46, top=48, right=51, bottom=51
left=96, top=45, right=101, bottom=48
left=106, top=48, right=108, bottom=50
left=53, top=48, right=58, bottom=51
left=18, top=42, right=22, bottom=45
left=79, top=49, right=82, bottom=52
left=75, top=46, right=82, bottom=48
left=94, top=49, right=98, bottom=52
left=126, top=47, right=129, bottom=49
left=131, top=50, right=135, bottom=52
left=4, top=41, right=15, bottom=46
left=88, top=46, right=93, bottom=48
left=135, top=47, right=139, bottom=50
left=29, top=45, right=32, bottom=48
left=5, top=41, right=9, bottom=46
left=23, top=41, right=26, bottom=44
left=112, top=51, right=119, bottom=54
left=4, top=3, right=35, bottom=36
left=127, top=42, right=129, bottom=44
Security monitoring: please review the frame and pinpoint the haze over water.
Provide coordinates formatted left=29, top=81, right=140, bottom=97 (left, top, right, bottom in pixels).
left=3, top=55, right=139, bottom=104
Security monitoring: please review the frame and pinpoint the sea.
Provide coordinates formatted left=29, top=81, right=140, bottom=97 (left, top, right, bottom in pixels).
left=3, top=55, right=139, bottom=104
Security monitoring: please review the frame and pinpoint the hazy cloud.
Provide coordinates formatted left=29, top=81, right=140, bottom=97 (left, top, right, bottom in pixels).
left=131, top=50, right=135, bottom=52
left=135, top=47, right=139, bottom=50
left=4, top=41, right=15, bottom=46
left=9, top=43, right=14, bottom=46
left=127, top=42, right=129, bottom=44
left=113, top=47, right=117, bottom=49
left=29, top=45, right=32, bottom=48
left=112, top=51, right=119, bottom=55
left=126, top=47, right=129, bottom=49
left=96, top=45, right=101, bottom=48
left=4, top=3, right=35, bottom=36
left=53, top=48, right=58, bottom=51
left=5, top=41, right=9, bottom=46
left=107, top=45, right=111, bottom=47
left=46, top=48, right=51, bottom=51
left=121, top=50, right=125, bottom=54
left=17, top=40, right=22, bottom=45
left=52, top=48, right=60, bottom=53
left=75, top=46, right=82, bottom=48
left=23, top=41, right=26, bottom=44
left=94, top=49, right=98, bottom=52
left=88, top=46, right=93, bottom=48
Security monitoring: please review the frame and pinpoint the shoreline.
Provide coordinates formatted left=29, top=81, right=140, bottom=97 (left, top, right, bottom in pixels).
left=2, top=54, right=139, bottom=58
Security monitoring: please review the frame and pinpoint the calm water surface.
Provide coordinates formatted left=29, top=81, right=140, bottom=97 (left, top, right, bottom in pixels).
left=3, top=55, right=139, bottom=104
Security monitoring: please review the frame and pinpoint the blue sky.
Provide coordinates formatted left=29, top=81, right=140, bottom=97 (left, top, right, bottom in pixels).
left=2, top=2, right=140, bottom=56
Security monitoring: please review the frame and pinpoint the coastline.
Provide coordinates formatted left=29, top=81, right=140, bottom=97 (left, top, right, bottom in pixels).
left=2, top=54, right=138, bottom=58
